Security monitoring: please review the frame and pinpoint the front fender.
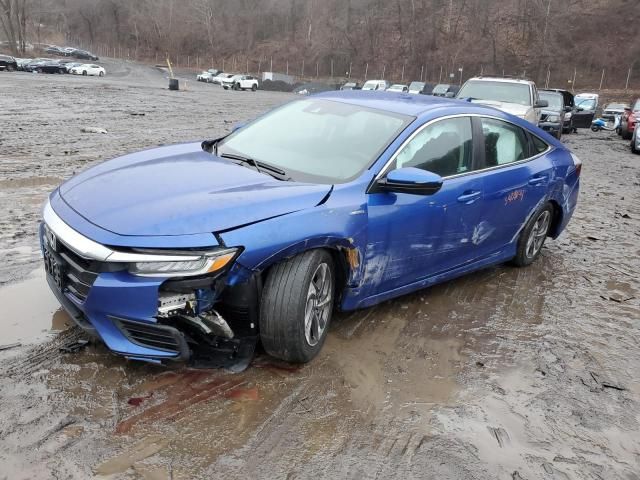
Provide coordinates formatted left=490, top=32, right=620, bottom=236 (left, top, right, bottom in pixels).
left=220, top=192, right=369, bottom=289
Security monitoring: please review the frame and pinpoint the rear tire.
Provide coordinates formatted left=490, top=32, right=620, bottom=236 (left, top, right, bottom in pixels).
left=252, top=84, right=257, bottom=91
left=622, top=128, right=633, bottom=140
left=631, top=131, right=639, bottom=154
left=82, top=70, right=87, bottom=76
left=99, top=71, right=104, bottom=77
left=260, top=250, right=335, bottom=363
left=512, top=204, right=554, bottom=267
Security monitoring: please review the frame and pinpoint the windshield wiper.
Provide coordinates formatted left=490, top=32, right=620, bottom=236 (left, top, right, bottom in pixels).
left=220, top=153, right=291, bottom=181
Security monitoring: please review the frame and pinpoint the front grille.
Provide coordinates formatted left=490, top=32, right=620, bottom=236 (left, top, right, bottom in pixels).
left=114, top=317, right=182, bottom=353
left=57, top=243, right=100, bottom=302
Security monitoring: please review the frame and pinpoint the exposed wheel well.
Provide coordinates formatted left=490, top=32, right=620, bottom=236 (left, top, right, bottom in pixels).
left=547, top=199, right=563, bottom=238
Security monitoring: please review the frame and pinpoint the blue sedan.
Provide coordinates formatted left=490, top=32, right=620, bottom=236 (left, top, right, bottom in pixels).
left=41, top=91, right=581, bottom=366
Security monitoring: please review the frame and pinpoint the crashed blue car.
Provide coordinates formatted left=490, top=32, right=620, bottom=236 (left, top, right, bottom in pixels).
left=41, top=91, right=580, bottom=368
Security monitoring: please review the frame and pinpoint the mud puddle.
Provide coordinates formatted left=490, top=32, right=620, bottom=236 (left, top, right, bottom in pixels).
left=0, top=268, right=70, bottom=346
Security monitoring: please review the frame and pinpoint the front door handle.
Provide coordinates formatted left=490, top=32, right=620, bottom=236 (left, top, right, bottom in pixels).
left=457, top=190, right=482, bottom=204
left=528, top=175, right=548, bottom=186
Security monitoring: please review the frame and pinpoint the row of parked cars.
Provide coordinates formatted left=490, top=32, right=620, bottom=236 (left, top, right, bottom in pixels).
left=43, top=45, right=99, bottom=61
left=0, top=53, right=105, bottom=76
left=196, top=68, right=260, bottom=91
left=336, top=77, right=626, bottom=142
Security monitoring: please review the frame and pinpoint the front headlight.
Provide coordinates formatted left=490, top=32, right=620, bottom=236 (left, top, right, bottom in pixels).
left=546, top=115, right=560, bottom=123
left=129, top=248, right=238, bottom=277
left=565, top=112, right=572, bottom=119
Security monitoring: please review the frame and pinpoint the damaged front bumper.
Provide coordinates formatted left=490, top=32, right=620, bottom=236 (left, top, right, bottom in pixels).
left=40, top=203, right=259, bottom=369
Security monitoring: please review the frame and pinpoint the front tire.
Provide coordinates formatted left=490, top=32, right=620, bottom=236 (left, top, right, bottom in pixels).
left=252, top=84, right=257, bottom=91
left=99, top=71, right=104, bottom=77
left=82, top=70, right=87, bottom=76
left=512, top=204, right=553, bottom=267
left=260, top=250, right=335, bottom=363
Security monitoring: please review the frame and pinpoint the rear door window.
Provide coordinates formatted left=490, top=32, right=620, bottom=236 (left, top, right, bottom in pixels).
left=480, top=118, right=529, bottom=167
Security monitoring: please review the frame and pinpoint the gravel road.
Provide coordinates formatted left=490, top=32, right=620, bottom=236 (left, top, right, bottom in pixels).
left=0, top=60, right=638, bottom=480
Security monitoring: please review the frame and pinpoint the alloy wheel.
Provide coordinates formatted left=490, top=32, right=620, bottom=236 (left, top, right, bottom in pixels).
left=303, top=263, right=332, bottom=347
left=525, top=210, right=551, bottom=259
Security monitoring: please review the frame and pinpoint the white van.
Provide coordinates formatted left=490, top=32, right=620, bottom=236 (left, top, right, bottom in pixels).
left=361, top=80, right=389, bottom=91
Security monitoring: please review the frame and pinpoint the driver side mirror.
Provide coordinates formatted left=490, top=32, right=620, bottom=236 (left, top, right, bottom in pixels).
left=373, top=167, right=443, bottom=195
left=534, top=100, right=549, bottom=108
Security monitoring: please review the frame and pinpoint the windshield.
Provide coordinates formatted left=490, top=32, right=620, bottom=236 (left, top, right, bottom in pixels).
left=539, top=92, right=563, bottom=110
left=362, top=81, right=380, bottom=90
left=217, top=99, right=413, bottom=183
left=457, top=80, right=532, bottom=105
left=409, top=82, right=424, bottom=91
left=576, top=99, right=596, bottom=110
left=432, top=84, right=450, bottom=94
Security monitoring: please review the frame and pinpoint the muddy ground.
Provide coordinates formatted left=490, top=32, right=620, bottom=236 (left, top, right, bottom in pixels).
left=0, top=60, right=639, bottom=480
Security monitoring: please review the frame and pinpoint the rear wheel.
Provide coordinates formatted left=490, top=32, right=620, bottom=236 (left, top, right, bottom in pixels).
left=260, top=250, right=335, bottom=363
left=631, top=130, right=639, bottom=154
left=622, top=128, right=633, bottom=140
left=252, top=84, right=257, bottom=92
left=99, top=71, right=104, bottom=77
left=512, top=204, right=553, bottom=267
left=233, top=82, right=240, bottom=91
left=82, top=70, right=87, bottom=76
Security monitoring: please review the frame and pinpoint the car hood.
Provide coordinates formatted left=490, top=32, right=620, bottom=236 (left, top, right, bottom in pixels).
left=470, top=99, right=530, bottom=117
left=58, top=142, right=332, bottom=237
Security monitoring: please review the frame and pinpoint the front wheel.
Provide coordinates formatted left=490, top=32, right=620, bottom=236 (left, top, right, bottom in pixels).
left=591, top=125, right=600, bottom=132
left=260, top=250, right=335, bottom=363
left=99, top=71, right=104, bottom=77
left=251, top=84, right=257, bottom=91
left=82, top=70, right=87, bottom=76
left=512, top=204, right=553, bottom=267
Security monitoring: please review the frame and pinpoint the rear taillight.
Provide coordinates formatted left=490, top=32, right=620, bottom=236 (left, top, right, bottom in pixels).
left=570, top=153, right=582, bottom=177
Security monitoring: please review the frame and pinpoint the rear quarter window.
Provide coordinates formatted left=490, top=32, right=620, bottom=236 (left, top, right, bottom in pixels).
left=531, top=135, right=549, bottom=155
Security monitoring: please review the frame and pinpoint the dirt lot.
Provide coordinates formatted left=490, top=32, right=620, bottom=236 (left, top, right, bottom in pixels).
left=0, top=60, right=639, bottom=480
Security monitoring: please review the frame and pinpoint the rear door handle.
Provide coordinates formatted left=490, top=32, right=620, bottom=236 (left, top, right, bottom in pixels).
left=528, top=175, right=548, bottom=186
left=457, top=190, right=482, bottom=204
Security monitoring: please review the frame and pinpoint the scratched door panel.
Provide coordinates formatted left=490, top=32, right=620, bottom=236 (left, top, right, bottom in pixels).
left=365, top=174, right=484, bottom=296
left=477, top=154, right=553, bottom=258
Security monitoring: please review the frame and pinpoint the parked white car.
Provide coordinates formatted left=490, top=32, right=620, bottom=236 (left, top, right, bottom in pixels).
left=197, top=71, right=214, bottom=82
left=70, top=64, right=105, bottom=76
left=362, top=79, right=390, bottom=91
left=222, top=74, right=259, bottom=91
left=387, top=84, right=409, bottom=93
left=213, top=72, right=234, bottom=85
left=456, top=77, right=547, bottom=125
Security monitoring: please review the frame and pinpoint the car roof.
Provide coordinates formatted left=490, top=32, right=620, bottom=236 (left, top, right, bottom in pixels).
left=467, top=76, right=534, bottom=85
left=312, top=90, right=518, bottom=118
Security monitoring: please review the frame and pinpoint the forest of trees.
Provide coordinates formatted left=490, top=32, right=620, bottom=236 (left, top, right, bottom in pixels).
left=2, top=0, right=640, bottom=87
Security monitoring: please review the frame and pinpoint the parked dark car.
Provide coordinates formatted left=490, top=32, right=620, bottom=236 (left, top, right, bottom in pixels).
left=340, top=81, right=360, bottom=90
left=44, top=46, right=65, bottom=56
left=537, top=90, right=568, bottom=139
left=620, top=98, right=640, bottom=140
left=542, top=89, right=575, bottom=133
left=0, top=54, right=18, bottom=71
left=420, top=82, right=436, bottom=95
left=74, top=50, right=99, bottom=61
left=432, top=83, right=459, bottom=97
left=572, top=95, right=597, bottom=129
left=24, top=59, right=65, bottom=74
